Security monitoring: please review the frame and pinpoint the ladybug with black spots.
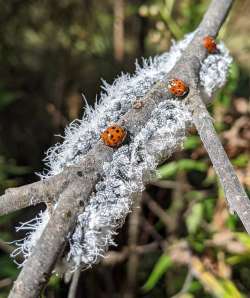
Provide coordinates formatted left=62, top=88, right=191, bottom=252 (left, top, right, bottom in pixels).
left=101, top=124, right=127, bottom=148
left=203, top=36, right=217, bottom=53
left=167, top=79, right=189, bottom=97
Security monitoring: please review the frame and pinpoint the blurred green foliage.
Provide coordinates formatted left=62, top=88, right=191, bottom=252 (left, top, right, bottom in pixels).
left=142, top=254, right=172, bottom=292
left=157, top=159, right=208, bottom=179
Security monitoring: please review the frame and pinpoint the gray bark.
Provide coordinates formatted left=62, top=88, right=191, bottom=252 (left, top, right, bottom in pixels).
left=6, top=0, right=249, bottom=297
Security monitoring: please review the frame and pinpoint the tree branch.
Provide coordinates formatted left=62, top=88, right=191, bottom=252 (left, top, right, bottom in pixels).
left=9, top=145, right=112, bottom=298
left=187, top=93, right=250, bottom=233
left=0, top=0, right=234, bottom=217
left=6, top=0, right=245, bottom=297
left=0, top=163, right=97, bottom=216
left=0, top=173, right=64, bottom=215
left=67, top=268, right=81, bottom=298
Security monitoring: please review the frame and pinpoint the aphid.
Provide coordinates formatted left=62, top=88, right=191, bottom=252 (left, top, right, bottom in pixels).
left=101, top=125, right=127, bottom=148
left=203, top=36, right=217, bottom=53
left=167, top=79, right=189, bottom=97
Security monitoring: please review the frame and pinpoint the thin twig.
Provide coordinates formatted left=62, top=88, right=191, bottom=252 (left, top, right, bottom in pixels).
left=124, top=201, right=141, bottom=298
left=168, top=170, right=186, bottom=234
left=0, top=180, right=49, bottom=215
left=150, top=179, right=190, bottom=190
left=187, top=93, right=250, bottom=233
left=141, top=217, right=164, bottom=245
left=113, top=0, right=125, bottom=62
left=0, top=168, right=72, bottom=216
left=102, top=242, right=159, bottom=266
left=143, top=192, right=173, bottom=227
left=67, top=268, right=81, bottom=298
left=0, top=278, right=13, bottom=289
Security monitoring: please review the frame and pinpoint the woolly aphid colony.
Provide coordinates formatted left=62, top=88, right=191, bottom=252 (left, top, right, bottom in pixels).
left=11, top=32, right=232, bottom=269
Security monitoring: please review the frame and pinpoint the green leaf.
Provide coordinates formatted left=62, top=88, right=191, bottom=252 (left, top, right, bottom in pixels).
left=186, top=203, right=203, bottom=234
left=234, top=232, right=250, bottom=249
left=142, top=254, right=172, bottom=292
left=226, top=214, right=238, bottom=231
left=156, top=161, right=178, bottom=179
left=0, top=87, right=18, bottom=110
left=178, top=159, right=207, bottom=172
left=0, top=257, right=19, bottom=278
left=232, top=154, right=249, bottom=168
left=156, top=159, right=207, bottom=179
left=178, top=294, right=194, bottom=298
left=183, top=136, right=201, bottom=150
left=221, top=279, right=244, bottom=298
left=227, top=254, right=250, bottom=266
left=185, top=191, right=204, bottom=201
left=47, top=274, right=61, bottom=290
left=203, top=197, right=215, bottom=221
left=188, top=280, right=202, bottom=293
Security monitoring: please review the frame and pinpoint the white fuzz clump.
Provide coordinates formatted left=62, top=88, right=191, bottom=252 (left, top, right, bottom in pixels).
left=41, top=31, right=195, bottom=178
left=11, top=211, right=50, bottom=266
left=12, top=32, right=232, bottom=269
left=200, top=43, right=233, bottom=96
left=68, top=100, right=191, bottom=268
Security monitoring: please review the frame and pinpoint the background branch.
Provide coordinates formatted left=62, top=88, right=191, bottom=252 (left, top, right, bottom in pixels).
left=124, top=200, right=141, bottom=298
left=67, top=268, right=81, bottom=298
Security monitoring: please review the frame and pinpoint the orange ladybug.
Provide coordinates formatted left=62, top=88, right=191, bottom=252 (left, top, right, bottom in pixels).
left=203, top=36, right=217, bottom=53
left=167, top=79, right=189, bottom=97
left=101, top=125, right=127, bottom=148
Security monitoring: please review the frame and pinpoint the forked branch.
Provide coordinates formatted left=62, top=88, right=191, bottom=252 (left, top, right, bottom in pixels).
left=5, top=1, right=250, bottom=297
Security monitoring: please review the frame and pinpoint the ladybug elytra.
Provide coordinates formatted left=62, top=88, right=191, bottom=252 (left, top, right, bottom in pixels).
left=203, top=36, right=217, bottom=53
left=167, top=79, right=189, bottom=97
left=101, top=125, right=127, bottom=148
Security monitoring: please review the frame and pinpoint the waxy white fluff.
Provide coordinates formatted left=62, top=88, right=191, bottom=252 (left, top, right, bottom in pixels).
left=11, top=211, right=50, bottom=266
left=68, top=100, right=191, bottom=268
left=41, top=32, right=195, bottom=178
left=200, top=43, right=233, bottom=96
left=12, top=32, right=232, bottom=268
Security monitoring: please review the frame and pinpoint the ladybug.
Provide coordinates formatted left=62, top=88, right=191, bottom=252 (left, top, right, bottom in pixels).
left=167, top=79, right=189, bottom=97
left=203, top=36, right=217, bottom=53
left=101, top=125, right=127, bottom=148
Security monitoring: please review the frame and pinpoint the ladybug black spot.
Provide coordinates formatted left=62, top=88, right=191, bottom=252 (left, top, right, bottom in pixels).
left=110, top=134, right=114, bottom=139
